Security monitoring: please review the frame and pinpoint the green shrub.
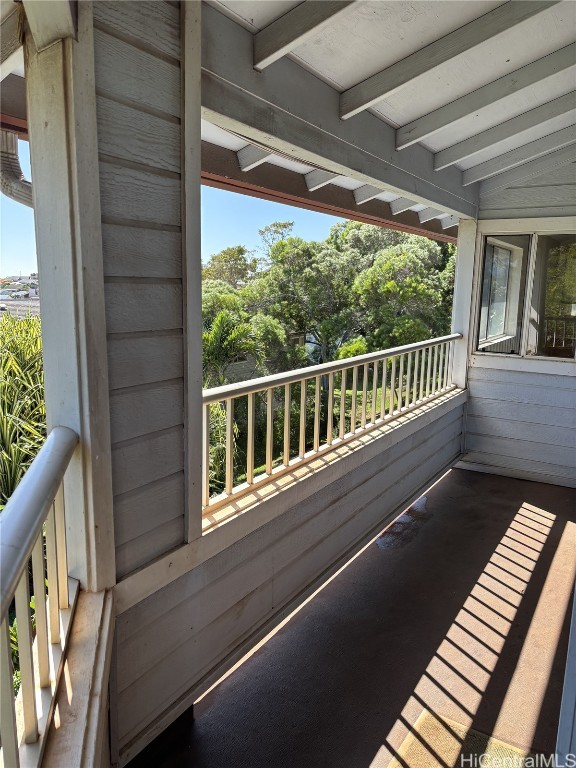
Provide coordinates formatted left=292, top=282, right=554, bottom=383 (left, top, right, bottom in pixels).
left=0, top=313, right=46, bottom=510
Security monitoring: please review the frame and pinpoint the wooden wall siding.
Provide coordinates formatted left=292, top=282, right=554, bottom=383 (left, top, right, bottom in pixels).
left=464, top=366, right=576, bottom=485
left=479, top=162, right=576, bottom=219
left=92, top=1, right=186, bottom=576
left=112, top=401, right=464, bottom=755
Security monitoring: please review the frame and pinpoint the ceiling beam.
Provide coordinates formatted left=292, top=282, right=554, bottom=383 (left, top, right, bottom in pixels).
left=254, top=1, right=354, bottom=71
left=22, top=0, right=76, bottom=53
left=340, top=1, right=558, bottom=120
left=434, top=92, right=576, bottom=171
left=353, top=185, right=383, bottom=205
left=418, top=208, right=446, bottom=223
left=1, top=7, right=22, bottom=68
left=397, top=42, right=576, bottom=150
left=237, top=144, right=274, bottom=172
left=304, top=169, right=339, bottom=191
left=202, top=4, right=477, bottom=217
left=480, top=144, right=576, bottom=197
left=463, top=125, right=576, bottom=186
left=389, top=197, right=418, bottom=215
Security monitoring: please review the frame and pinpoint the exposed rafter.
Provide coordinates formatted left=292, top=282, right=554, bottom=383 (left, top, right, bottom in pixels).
left=480, top=144, right=576, bottom=197
left=418, top=208, right=446, bottom=223
left=389, top=197, right=417, bottom=215
left=396, top=43, right=576, bottom=150
left=254, top=1, right=354, bottom=71
left=441, top=216, right=459, bottom=230
left=353, top=185, right=383, bottom=205
left=340, top=1, right=557, bottom=120
left=237, top=144, right=274, bottom=172
left=1, top=7, right=22, bottom=70
left=463, top=126, right=576, bottom=186
left=434, top=92, right=576, bottom=171
left=305, top=169, right=339, bottom=192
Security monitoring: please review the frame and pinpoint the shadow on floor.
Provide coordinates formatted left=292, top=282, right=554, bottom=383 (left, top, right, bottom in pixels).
left=128, top=469, right=575, bottom=768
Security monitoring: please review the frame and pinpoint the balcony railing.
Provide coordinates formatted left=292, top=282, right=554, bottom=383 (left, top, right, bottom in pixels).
left=202, top=334, right=461, bottom=515
left=0, top=427, right=79, bottom=768
left=543, top=315, right=576, bottom=351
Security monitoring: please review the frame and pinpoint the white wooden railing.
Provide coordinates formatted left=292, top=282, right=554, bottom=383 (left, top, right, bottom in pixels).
left=544, top=316, right=576, bottom=351
left=0, top=427, right=79, bottom=768
left=202, top=334, right=461, bottom=513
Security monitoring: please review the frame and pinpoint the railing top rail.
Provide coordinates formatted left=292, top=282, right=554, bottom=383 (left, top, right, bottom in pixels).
left=0, top=426, right=78, bottom=623
left=203, top=333, right=461, bottom=403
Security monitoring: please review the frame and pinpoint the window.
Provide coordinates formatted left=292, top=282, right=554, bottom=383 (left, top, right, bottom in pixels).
left=526, top=234, right=576, bottom=359
left=476, top=232, right=576, bottom=360
left=477, top=236, right=530, bottom=354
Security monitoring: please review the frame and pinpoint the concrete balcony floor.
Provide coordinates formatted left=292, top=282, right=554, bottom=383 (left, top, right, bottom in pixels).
left=130, top=469, right=576, bottom=768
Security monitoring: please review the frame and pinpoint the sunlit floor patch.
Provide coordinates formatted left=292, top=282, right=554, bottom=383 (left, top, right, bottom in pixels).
left=387, top=708, right=533, bottom=768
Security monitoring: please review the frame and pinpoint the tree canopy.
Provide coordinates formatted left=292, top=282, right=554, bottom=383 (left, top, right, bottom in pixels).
left=202, top=221, right=456, bottom=385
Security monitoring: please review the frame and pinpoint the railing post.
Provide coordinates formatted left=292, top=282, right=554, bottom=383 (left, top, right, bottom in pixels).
left=451, top=218, right=477, bottom=388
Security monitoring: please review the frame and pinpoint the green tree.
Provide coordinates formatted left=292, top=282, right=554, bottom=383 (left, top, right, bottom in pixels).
left=202, top=245, right=259, bottom=288
left=202, top=279, right=244, bottom=328
left=202, top=310, right=261, bottom=387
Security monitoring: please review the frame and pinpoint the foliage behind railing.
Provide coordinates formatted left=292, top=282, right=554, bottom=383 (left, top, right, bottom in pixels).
left=202, top=334, right=461, bottom=517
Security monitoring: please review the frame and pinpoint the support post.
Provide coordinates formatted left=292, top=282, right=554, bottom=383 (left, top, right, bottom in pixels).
left=451, top=218, right=478, bottom=389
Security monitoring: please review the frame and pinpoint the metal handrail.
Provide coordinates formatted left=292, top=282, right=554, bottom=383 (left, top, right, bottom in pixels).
left=203, top=333, right=461, bottom=404
left=0, top=426, right=78, bottom=622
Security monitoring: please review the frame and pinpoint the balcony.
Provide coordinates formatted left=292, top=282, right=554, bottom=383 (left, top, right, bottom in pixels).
left=129, top=468, right=576, bottom=768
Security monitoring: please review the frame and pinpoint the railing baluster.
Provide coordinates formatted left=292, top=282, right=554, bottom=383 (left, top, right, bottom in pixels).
left=419, top=347, right=426, bottom=402
left=15, top=576, right=38, bottom=743
left=432, top=344, right=439, bottom=395
left=398, top=354, right=405, bottom=411
left=426, top=345, right=433, bottom=397
left=45, top=506, right=60, bottom=644
left=390, top=356, right=397, bottom=414
left=413, top=349, right=420, bottom=403
left=361, top=363, right=368, bottom=428
left=283, top=384, right=291, bottom=466
left=266, top=388, right=274, bottom=474
left=32, top=536, right=50, bottom=688
left=339, top=370, right=346, bottom=439
left=299, top=380, right=307, bottom=458
left=442, top=342, right=450, bottom=390
left=54, top=485, right=68, bottom=610
left=313, top=376, right=321, bottom=451
left=370, top=361, right=378, bottom=424
left=405, top=351, right=412, bottom=409
left=380, top=360, right=387, bottom=419
left=247, top=393, right=255, bottom=484
left=0, top=618, right=19, bottom=767
left=202, top=404, right=210, bottom=505
left=327, top=372, right=334, bottom=445
left=225, top=398, right=234, bottom=494
left=351, top=366, right=358, bottom=433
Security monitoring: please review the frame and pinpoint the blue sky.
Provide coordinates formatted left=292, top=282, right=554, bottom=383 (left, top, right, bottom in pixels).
left=1, top=141, right=343, bottom=276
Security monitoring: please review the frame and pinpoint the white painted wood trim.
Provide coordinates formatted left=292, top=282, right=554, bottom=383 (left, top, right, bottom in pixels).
left=463, top=125, right=576, bottom=186
left=390, top=197, right=417, bottom=215
left=113, top=390, right=466, bottom=615
left=397, top=43, right=576, bottom=150
left=469, top=352, right=576, bottom=377
left=182, top=1, right=203, bottom=542
left=254, top=1, right=354, bottom=71
left=441, top=216, right=459, bottom=230
left=353, top=184, right=382, bottom=205
left=418, top=208, right=445, bottom=223
left=1, top=5, right=22, bottom=71
left=25, top=2, right=116, bottom=591
left=476, top=217, right=576, bottom=234
left=480, top=144, right=576, bottom=197
left=435, top=91, right=576, bottom=171
left=340, top=1, right=557, bottom=120
left=451, top=220, right=478, bottom=388
left=22, top=0, right=75, bottom=53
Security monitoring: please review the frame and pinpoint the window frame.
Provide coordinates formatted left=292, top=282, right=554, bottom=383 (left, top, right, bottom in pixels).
left=477, top=237, right=525, bottom=350
left=471, top=221, right=576, bottom=368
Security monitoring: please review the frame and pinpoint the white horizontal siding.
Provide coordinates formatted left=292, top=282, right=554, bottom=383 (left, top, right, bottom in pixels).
left=112, top=399, right=464, bottom=757
left=463, top=364, right=576, bottom=485
left=93, top=1, right=185, bottom=576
